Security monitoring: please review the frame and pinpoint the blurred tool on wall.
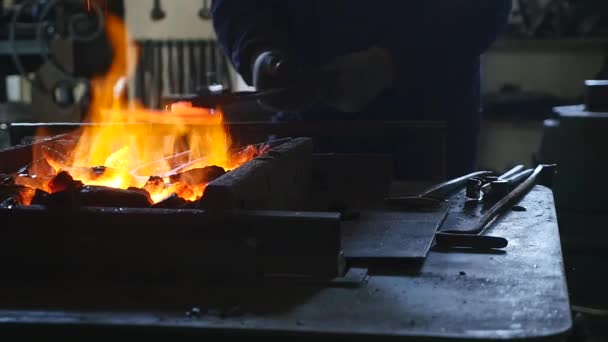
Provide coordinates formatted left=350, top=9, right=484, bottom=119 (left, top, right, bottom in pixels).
left=149, top=0, right=166, bottom=21
left=198, top=0, right=211, bottom=20
left=0, top=0, right=125, bottom=123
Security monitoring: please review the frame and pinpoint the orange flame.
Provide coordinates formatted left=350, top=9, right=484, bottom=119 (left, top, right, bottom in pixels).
left=30, top=15, right=253, bottom=204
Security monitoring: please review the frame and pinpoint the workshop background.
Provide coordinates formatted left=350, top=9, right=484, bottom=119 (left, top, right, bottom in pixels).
left=1, top=0, right=608, bottom=341
left=4, top=0, right=606, bottom=170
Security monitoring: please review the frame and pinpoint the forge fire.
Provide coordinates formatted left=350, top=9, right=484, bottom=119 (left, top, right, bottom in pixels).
left=0, top=15, right=268, bottom=208
left=0, top=114, right=269, bottom=208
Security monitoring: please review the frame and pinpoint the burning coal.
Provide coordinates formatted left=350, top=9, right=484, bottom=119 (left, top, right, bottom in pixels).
left=0, top=15, right=269, bottom=208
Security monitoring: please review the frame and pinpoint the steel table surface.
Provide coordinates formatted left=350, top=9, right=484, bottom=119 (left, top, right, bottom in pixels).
left=0, top=186, right=571, bottom=341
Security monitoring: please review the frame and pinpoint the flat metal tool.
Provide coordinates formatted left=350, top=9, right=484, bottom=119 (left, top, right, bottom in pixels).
left=434, top=233, right=509, bottom=250
left=386, top=170, right=493, bottom=210
left=435, top=164, right=557, bottom=249
left=342, top=209, right=449, bottom=262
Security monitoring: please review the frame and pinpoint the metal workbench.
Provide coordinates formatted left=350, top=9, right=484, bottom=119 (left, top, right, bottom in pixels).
left=0, top=186, right=572, bottom=341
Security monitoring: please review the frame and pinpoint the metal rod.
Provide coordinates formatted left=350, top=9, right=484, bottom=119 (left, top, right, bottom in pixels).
left=498, top=165, right=525, bottom=180
left=421, top=170, right=493, bottom=198
left=386, top=170, right=493, bottom=209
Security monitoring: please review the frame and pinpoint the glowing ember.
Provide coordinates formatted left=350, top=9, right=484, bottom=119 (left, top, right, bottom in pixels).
left=17, top=15, right=266, bottom=206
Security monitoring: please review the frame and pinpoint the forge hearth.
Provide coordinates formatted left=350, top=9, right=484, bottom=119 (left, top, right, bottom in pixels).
left=0, top=135, right=345, bottom=281
left=1, top=136, right=312, bottom=211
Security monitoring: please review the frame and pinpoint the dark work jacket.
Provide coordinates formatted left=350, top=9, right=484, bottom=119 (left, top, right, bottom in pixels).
left=211, top=0, right=512, bottom=178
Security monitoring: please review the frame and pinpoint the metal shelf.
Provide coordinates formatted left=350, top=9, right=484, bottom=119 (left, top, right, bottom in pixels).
left=490, top=37, right=608, bottom=51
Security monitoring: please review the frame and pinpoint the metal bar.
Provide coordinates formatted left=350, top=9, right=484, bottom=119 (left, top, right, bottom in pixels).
left=499, top=165, right=525, bottom=180
left=152, top=41, right=163, bottom=109
left=200, top=40, right=208, bottom=88
left=506, top=168, right=534, bottom=184
left=188, top=41, right=197, bottom=93
left=177, top=40, right=185, bottom=94
left=209, top=40, right=217, bottom=84
left=167, top=40, right=175, bottom=94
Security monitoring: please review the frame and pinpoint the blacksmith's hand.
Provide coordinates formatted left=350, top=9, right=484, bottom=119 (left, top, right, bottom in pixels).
left=252, top=50, right=294, bottom=91
left=251, top=50, right=299, bottom=111
left=323, top=47, right=396, bottom=113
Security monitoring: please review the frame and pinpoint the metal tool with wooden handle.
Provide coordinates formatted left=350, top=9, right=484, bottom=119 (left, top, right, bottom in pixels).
left=435, top=164, right=557, bottom=249
left=386, top=170, right=493, bottom=210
